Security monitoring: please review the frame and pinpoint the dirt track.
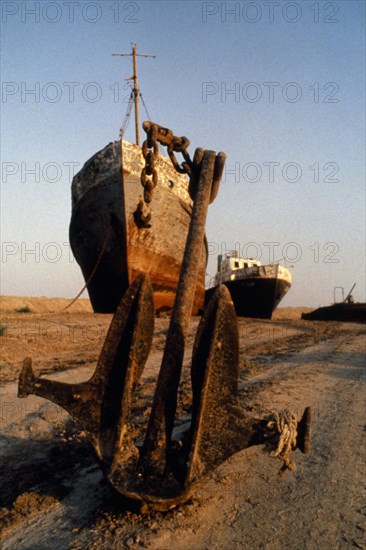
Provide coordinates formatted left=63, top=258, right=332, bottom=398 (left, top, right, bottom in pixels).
left=0, top=301, right=365, bottom=549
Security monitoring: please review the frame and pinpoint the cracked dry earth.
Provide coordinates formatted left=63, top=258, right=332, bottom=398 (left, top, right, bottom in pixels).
left=0, top=302, right=365, bottom=550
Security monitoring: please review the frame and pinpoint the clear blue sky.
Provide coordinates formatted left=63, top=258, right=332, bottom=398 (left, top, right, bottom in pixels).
left=1, top=0, right=365, bottom=306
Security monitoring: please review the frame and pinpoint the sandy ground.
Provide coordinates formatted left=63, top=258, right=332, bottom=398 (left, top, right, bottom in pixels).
left=0, top=296, right=365, bottom=549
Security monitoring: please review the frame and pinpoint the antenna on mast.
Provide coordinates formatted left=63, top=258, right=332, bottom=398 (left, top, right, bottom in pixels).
left=112, top=43, right=156, bottom=146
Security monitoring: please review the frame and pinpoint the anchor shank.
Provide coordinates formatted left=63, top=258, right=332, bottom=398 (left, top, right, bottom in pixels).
left=141, top=150, right=219, bottom=475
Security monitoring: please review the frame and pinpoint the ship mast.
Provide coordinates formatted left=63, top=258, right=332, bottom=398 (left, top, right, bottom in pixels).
left=112, top=43, right=156, bottom=146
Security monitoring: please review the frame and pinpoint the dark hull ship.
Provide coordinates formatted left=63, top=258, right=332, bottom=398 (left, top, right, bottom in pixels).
left=301, top=303, right=366, bottom=323
left=206, top=253, right=292, bottom=319
left=70, top=140, right=206, bottom=314
left=302, top=284, right=366, bottom=323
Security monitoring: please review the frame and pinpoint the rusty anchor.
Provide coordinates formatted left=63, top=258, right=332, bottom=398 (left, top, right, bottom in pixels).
left=18, top=149, right=311, bottom=511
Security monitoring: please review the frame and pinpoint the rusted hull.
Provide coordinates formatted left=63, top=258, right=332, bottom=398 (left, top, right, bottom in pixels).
left=70, top=141, right=206, bottom=314
left=205, top=277, right=291, bottom=319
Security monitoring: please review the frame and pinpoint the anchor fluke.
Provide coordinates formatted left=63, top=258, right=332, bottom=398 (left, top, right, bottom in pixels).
left=18, top=274, right=155, bottom=465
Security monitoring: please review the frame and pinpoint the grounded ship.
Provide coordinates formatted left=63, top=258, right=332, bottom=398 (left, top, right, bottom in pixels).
left=69, top=46, right=206, bottom=314
left=301, top=284, right=366, bottom=324
left=206, top=252, right=292, bottom=319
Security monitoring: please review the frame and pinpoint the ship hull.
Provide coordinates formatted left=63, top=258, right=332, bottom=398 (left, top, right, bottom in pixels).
left=70, top=141, right=206, bottom=314
left=301, top=303, right=366, bottom=323
left=205, top=277, right=291, bottom=319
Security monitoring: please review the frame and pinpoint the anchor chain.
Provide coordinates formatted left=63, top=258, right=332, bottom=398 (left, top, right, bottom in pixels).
left=134, top=126, right=159, bottom=228
left=141, top=131, right=159, bottom=204
left=136, top=121, right=198, bottom=229
left=138, top=121, right=224, bottom=212
left=143, top=121, right=193, bottom=177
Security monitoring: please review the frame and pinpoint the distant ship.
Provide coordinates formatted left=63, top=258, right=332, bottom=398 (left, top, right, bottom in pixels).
left=69, top=45, right=206, bottom=314
left=205, top=252, right=292, bottom=319
left=302, top=284, right=366, bottom=323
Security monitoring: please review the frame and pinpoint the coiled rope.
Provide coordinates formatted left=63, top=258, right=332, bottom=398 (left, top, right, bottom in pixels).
left=264, top=408, right=298, bottom=476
